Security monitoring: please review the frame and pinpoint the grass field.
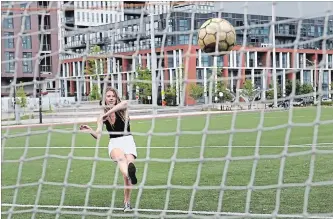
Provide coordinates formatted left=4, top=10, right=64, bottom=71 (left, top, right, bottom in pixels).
left=1, top=107, right=333, bottom=219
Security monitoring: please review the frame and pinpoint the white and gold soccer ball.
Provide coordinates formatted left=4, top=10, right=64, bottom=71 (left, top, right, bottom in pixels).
left=198, top=18, right=236, bottom=53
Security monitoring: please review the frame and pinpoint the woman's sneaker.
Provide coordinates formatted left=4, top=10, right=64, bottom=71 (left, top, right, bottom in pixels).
left=127, top=162, right=137, bottom=185
left=123, top=202, right=132, bottom=212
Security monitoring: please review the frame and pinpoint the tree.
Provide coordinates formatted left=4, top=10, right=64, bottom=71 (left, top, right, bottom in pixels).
left=164, top=85, right=176, bottom=106
left=216, top=79, right=233, bottom=102
left=241, top=79, right=256, bottom=102
left=16, top=82, right=27, bottom=109
left=132, top=66, right=152, bottom=103
left=285, top=79, right=301, bottom=97
left=300, top=83, right=314, bottom=95
left=189, top=83, right=204, bottom=101
left=85, top=45, right=102, bottom=100
left=266, top=83, right=282, bottom=100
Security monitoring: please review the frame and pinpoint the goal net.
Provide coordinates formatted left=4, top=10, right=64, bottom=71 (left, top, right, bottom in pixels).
left=1, top=1, right=333, bottom=218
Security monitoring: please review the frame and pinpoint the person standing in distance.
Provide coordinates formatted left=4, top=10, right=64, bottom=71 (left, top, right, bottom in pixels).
left=80, top=87, right=138, bottom=212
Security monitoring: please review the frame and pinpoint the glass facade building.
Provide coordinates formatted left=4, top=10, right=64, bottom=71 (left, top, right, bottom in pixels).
left=60, top=10, right=333, bottom=104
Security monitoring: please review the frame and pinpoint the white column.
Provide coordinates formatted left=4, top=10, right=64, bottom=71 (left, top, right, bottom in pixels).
left=296, top=53, right=299, bottom=69
left=310, top=69, right=314, bottom=87
left=112, top=58, right=117, bottom=74
left=73, top=62, right=76, bottom=77
left=233, top=50, right=237, bottom=67
left=66, top=63, right=70, bottom=77
left=262, top=69, right=266, bottom=99
left=198, top=49, right=202, bottom=67
left=76, top=77, right=80, bottom=100
left=127, top=72, right=131, bottom=100
left=230, top=71, right=234, bottom=91
left=254, top=52, right=258, bottom=68
left=111, top=74, right=115, bottom=88
left=169, top=69, right=173, bottom=86
left=83, top=76, right=86, bottom=95
left=97, top=75, right=101, bottom=95
left=213, top=56, right=217, bottom=93
left=147, top=53, right=151, bottom=69
left=108, top=58, right=112, bottom=74
left=117, top=60, right=122, bottom=98
left=173, top=50, right=177, bottom=68
left=77, top=61, right=81, bottom=77
left=326, top=54, right=329, bottom=69
left=138, top=54, right=142, bottom=66
left=287, top=52, right=290, bottom=68
left=178, top=49, right=183, bottom=67
left=279, top=52, right=283, bottom=68
left=300, top=69, right=304, bottom=85
left=303, top=53, right=306, bottom=69
left=229, top=52, right=233, bottom=68
left=203, top=68, right=207, bottom=104
left=64, top=78, right=68, bottom=97
left=176, top=67, right=180, bottom=105
left=282, top=69, right=286, bottom=97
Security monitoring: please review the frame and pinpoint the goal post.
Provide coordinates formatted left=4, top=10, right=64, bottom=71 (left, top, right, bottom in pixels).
left=1, top=1, right=333, bottom=219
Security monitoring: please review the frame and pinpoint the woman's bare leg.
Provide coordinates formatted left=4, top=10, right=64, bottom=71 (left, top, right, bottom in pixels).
left=123, top=154, right=136, bottom=204
left=110, top=148, right=128, bottom=178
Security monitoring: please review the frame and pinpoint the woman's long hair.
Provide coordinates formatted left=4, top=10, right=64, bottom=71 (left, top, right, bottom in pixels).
left=99, top=87, right=129, bottom=123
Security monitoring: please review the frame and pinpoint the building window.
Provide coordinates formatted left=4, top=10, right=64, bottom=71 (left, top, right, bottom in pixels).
left=5, top=52, right=15, bottom=73
left=22, top=15, right=31, bottom=30
left=4, top=32, right=14, bottom=48
left=20, top=3, right=27, bottom=9
left=22, top=52, right=33, bottom=73
left=22, top=34, right=32, bottom=49
left=179, top=19, right=188, bottom=31
left=3, top=12, right=14, bottom=28
left=76, top=11, right=80, bottom=21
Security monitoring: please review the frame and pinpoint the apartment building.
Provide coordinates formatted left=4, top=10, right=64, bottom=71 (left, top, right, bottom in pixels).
left=1, top=1, right=60, bottom=96
left=59, top=3, right=333, bottom=105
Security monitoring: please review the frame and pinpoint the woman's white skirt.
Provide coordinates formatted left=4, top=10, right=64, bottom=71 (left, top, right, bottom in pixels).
left=107, top=135, right=138, bottom=158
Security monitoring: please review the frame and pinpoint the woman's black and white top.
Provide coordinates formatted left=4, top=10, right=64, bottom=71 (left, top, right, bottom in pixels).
left=103, top=112, right=131, bottom=139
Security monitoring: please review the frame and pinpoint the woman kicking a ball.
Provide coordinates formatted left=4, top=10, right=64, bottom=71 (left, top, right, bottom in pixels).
left=80, top=87, right=137, bottom=212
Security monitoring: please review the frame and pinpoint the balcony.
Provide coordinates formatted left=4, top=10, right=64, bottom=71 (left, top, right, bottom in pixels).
left=89, top=37, right=109, bottom=45
left=63, top=17, right=75, bottom=24
left=275, top=29, right=297, bottom=38
left=63, top=1, right=74, bottom=10
left=64, top=40, right=86, bottom=49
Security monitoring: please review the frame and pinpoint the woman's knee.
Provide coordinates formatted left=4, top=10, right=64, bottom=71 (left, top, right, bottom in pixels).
left=110, top=148, right=126, bottom=161
left=125, top=154, right=135, bottom=164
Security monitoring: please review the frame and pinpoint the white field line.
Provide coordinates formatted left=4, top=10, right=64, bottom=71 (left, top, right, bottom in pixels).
left=3, top=203, right=330, bottom=219
left=2, top=143, right=333, bottom=150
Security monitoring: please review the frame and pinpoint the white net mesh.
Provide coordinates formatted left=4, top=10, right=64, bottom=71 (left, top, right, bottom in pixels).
left=1, top=1, right=333, bottom=219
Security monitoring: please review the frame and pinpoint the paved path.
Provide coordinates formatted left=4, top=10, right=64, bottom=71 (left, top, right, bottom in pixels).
left=1, top=106, right=277, bottom=129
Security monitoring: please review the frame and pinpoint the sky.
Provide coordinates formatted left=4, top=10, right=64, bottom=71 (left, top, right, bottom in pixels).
left=214, top=1, right=333, bottom=18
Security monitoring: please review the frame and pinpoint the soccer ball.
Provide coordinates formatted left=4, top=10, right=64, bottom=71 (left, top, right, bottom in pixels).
left=198, top=18, right=236, bottom=53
